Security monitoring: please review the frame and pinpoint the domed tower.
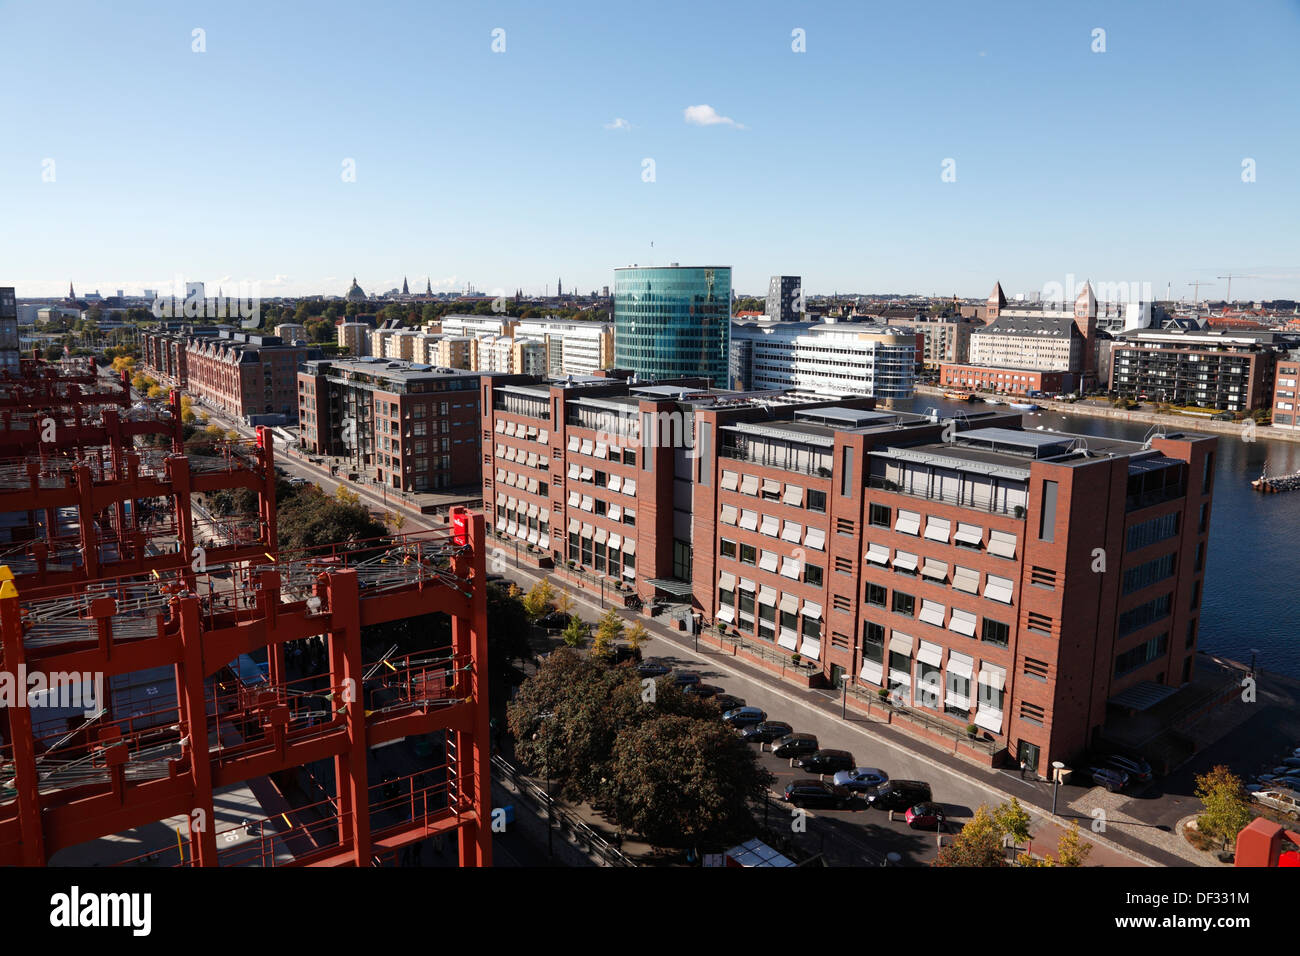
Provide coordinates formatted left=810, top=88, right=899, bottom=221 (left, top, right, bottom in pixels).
left=345, top=276, right=367, bottom=303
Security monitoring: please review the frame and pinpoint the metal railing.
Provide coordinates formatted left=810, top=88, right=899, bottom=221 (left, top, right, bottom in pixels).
left=866, top=475, right=1027, bottom=519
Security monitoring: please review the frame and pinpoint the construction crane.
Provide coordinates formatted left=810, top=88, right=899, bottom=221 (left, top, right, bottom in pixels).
left=1216, top=273, right=1259, bottom=306
left=1187, top=280, right=1215, bottom=310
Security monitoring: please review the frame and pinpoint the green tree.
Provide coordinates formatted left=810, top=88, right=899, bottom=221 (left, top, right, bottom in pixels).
left=277, top=485, right=387, bottom=553
left=521, top=579, right=556, bottom=621
left=591, top=606, right=624, bottom=660
left=1194, top=765, right=1253, bottom=852
left=1019, top=819, right=1093, bottom=867
left=561, top=616, right=589, bottom=648
left=932, top=804, right=1009, bottom=867
left=604, top=714, right=773, bottom=848
left=992, top=797, right=1032, bottom=852
left=625, top=620, right=648, bottom=656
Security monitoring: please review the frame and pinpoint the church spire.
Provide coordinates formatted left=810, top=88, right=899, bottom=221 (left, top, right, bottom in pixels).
left=426, top=277, right=432, bottom=295
left=402, top=276, right=409, bottom=295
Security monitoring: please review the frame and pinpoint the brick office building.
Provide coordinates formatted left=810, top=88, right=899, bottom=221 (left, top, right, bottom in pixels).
left=1272, top=355, right=1300, bottom=430
left=298, top=357, right=481, bottom=492
left=480, top=375, right=1218, bottom=770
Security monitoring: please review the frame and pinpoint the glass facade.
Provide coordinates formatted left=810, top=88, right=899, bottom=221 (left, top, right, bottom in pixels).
left=614, top=266, right=731, bottom=387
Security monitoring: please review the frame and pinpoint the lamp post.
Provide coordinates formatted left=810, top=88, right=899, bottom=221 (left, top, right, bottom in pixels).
left=1051, top=760, right=1065, bottom=816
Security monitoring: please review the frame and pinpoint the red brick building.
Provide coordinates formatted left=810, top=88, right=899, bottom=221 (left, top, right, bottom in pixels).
left=181, top=330, right=319, bottom=423
left=297, top=358, right=481, bottom=491
left=938, top=364, right=1070, bottom=396
left=1270, top=356, right=1299, bottom=430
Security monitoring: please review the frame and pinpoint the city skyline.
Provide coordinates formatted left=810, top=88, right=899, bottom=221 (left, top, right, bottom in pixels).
left=3, top=0, right=1299, bottom=301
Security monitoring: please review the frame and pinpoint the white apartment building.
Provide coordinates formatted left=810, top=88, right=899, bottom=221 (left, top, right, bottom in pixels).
left=731, top=319, right=916, bottom=399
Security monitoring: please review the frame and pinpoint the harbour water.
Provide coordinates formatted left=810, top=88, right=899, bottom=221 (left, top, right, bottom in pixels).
left=894, top=397, right=1300, bottom=680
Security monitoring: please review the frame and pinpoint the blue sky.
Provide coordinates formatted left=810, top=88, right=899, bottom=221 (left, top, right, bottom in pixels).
left=2, top=0, right=1298, bottom=301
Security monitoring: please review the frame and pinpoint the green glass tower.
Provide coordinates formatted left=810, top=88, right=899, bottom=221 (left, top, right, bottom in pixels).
left=614, top=265, right=731, bottom=387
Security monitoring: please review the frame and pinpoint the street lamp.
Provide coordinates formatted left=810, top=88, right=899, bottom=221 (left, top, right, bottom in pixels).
left=1051, top=760, right=1065, bottom=816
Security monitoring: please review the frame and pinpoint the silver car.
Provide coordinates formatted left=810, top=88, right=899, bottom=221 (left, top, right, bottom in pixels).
left=831, top=767, right=890, bottom=793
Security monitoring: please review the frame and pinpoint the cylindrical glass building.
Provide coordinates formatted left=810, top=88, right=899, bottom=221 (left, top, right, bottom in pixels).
left=614, top=266, right=731, bottom=387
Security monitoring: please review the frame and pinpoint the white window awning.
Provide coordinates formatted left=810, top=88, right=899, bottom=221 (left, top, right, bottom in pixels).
left=594, top=441, right=608, bottom=459
left=988, top=530, right=1017, bottom=559
left=781, top=521, right=802, bottom=544
left=495, top=419, right=505, bottom=433
left=780, top=556, right=800, bottom=579
left=719, top=571, right=736, bottom=590
left=738, top=577, right=756, bottom=593
left=801, top=600, right=823, bottom=620
left=799, top=638, right=821, bottom=660
left=921, top=558, right=948, bottom=581
left=526, top=452, right=538, bottom=467
left=527, top=503, right=539, bottom=518
left=496, top=518, right=506, bottom=531
left=568, top=518, right=580, bottom=533
left=580, top=496, right=594, bottom=512
left=758, top=551, right=778, bottom=572
left=581, top=523, right=594, bottom=538
left=568, top=491, right=581, bottom=507
left=782, top=484, right=804, bottom=506
left=804, top=528, right=826, bottom=551
left=919, top=600, right=946, bottom=628
left=762, top=478, right=780, bottom=496
left=527, top=478, right=539, bottom=493
left=527, top=529, right=540, bottom=544
left=594, top=527, right=608, bottom=544
left=895, top=510, right=921, bottom=535
left=973, top=707, right=1003, bottom=734
left=539, top=534, right=551, bottom=550
left=568, top=463, right=580, bottom=479
left=504, top=421, right=516, bottom=436
left=779, top=594, right=799, bottom=614
left=758, top=586, right=777, bottom=606
left=609, top=532, right=622, bottom=551
left=495, top=468, right=506, bottom=482
left=496, top=492, right=506, bottom=505
left=917, top=640, right=943, bottom=667
left=888, top=631, right=913, bottom=655
left=538, top=429, right=548, bottom=443
left=760, top=515, right=779, bottom=537
left=608, top=475, right=622, bottom=493
left=622, top=539, right=636, bottom=556
left=622, top=566, right=636, bottom=580
left=739, top=474, right=760, bottom=495
left=953, top=566, right=980, bottom=594
left=865, top=543, right=890, bottom=566
left=721, top=470, right=739, bottom=491
left=567, top=436, right=580, bottom=452
left=739, top=510, right=759, bottom=531
left=949, top=609, right=977, bottom=637
left=580, top=439, right=594, bottom=456
left=623, top=479, right=637, bottom=496
left=717, top=605, right=735, bottom=623
left=947, top=651, right=974, bottom=679
left=924, top=517, right=951, bottom=543
left=778, top=631, right=798, bottom=651
left=984, top=574, right=1014, bottom=604
left=609, top=504, right=622, bottom=521
left=720, top=505, right=738, bottom=525
left=580, top=467, right=594, bottom=481
left=893, top=550, right=918, bottom=573
left=955, top=522, right=983, bottom=546
left=860, top=659, right=884, bottom=684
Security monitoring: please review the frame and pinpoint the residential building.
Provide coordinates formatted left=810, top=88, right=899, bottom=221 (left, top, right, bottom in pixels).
left=184, top=330, right=320, bottom=423
left=338, top=321, right=372, bottom=356
left=0, top=287, right=18, bottom=374
left=766, top=275, right=803, bottom=322
left=1109, top=328, right=1290, bottom=411
left=1272, top=354, right=1300, bottom=430
left=297, top=357, right=480, bottom=491
left=275, top=323, right=307, bottom=342
left=614, top=265, right=731, bottom=387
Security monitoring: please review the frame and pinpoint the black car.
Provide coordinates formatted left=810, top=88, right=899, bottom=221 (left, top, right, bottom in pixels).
left=714, top=694, right=746, bottom=712
left=537, top=611, right=571, bottom=630
left=672, top=671, right=701, bottom=688
left=636, top=659, right=671, bottom=678
left=864, top=779, right=932, bottom=811
left=1094, top=751, right=1154, bottom=785
left=686, top=683, right=719, bottom=699
left=722, top=706, right=768, bottom=728
left=771, top=733, right=820, bottom=758
left=795, top=749, right=856, bottom=776
left=739, top=720, right=793, bottom=744
left=783, top=779, right=851, bottom=810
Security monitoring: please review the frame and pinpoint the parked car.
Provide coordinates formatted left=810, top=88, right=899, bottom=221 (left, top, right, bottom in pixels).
left=636, top=659, right=670, bottom=678
left=714, top=694, right=746, bottom=712
left=537, top=612, right=572, bottom=630
left=1260, top=772, right=1300, bottom=791
left=1083, top=764, right=1129, bottom=793
left=1279, top=756, right=1300, bottom=771
left=864, top=780, right=932, bottom=811
left=1096, top=752, right=1154, bottom=785
left=771, top=733, right=820, bottom=758
left=783, top=779, right=851, bottom=810
left=739, top=720, right=793, bottom=744
left=686, top=683, right=719, bottom=699
left=832, top=767, right=890, bottom=793
left=795, top=749, right=856, bottom=776
left=722, top=706, right=767, bottom=728
left=1251, top=789, right=1300, bottom=819
left=905, top=802, right=948, bottom=830
left=672, top=671, right=701, bottom=688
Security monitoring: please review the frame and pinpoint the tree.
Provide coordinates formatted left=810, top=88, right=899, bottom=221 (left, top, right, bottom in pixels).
left=554, top=587, right=575, bottom=617
left=992, top=797, right=1032, bottom=853
left=591, top=606, right=624, bottom=660
left=334, top=483, right=360, bottom=506
left=932, top=804, right=1009, bottom=867
left=485, top=581, right=531, bottom=669
left=521, top=579, right=556, bottom=621
left=1019, top=820, right=1093, bottom=867
left=605, top=714, right=772, bottom=848
left=276, top=485, right=388, bottom=553
left=625, top=620, right=648, bottom=656
left=561, top=616, right=589, bottom=648
left=1195, top=765, right=1253, bottom=851
left=179, top=394, right=197, bottom=425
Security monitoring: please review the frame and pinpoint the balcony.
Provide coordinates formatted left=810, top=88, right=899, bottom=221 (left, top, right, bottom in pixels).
left=866, top=474, right=1027, bottom=519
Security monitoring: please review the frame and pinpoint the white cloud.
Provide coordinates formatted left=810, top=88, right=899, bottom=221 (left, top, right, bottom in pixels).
left=604, top=117, right=632, bottom=131
left=684, top=104, right=744, bottom=129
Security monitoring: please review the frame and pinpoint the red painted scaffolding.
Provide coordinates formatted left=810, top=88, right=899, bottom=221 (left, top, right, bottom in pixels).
left=0, top=384, right=492, bottom=866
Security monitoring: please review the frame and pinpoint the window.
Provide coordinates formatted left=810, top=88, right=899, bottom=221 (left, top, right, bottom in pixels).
left=807, top=489, right=827, bottom=513
left=739, top=543, right=756, bottom=566
left=1038, top=480, right=1058, bottom=542
left=1118, top=593, right=1172, bottom=637
left=1186, top=617, right=1197, bottom=649
left=1115, top=632, right=1168, bottom=676
left=1190, top=579, right=1201, bottom=611
left=981, top=619, right=1009, bottom=648
left=892, top=591, right=915, bottom=618
left=1127, top=512, right=1179, bottom=552
left=1122, top=553, right=1176, bottom=595
left=720, top=538, right=736, bottom=560
left=841, top=447, right=855, bottom=497
left=1198, top=503, right=1209, bottom=534
left=865, top=582, right=887, bottom=608
left=869, top=503, right=891, bottom=528
left=1202, top=452, right=1214, bottom=493
left=804, top=563, right=823, bottom=587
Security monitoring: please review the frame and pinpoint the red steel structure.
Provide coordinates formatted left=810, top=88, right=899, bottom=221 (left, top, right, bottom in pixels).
left=0, top=379, right=492, bottom=866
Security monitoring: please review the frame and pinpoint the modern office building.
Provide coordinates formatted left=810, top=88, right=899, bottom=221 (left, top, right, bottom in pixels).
left=480, top=376, right=1218, bottom=770
left=614, top=265, right=731, bottom=387
left=297, top=358, right=481, bottom=491
left=766, top=276, right=803, bottom=322
left=730, top=318, right=916, bottom=399
left=1109, top=328, right=1288, bottom=411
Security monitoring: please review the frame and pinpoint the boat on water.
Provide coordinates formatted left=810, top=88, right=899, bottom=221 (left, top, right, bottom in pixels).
left=942, top=391, right=976, bottom=402
left=1009, top=402, right=1039, bottom=411
left=983, top=398, right=1003, bottom=405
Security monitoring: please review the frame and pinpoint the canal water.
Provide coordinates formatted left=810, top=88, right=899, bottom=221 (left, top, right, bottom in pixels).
left=893, top=397, right=1300, bottom=679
